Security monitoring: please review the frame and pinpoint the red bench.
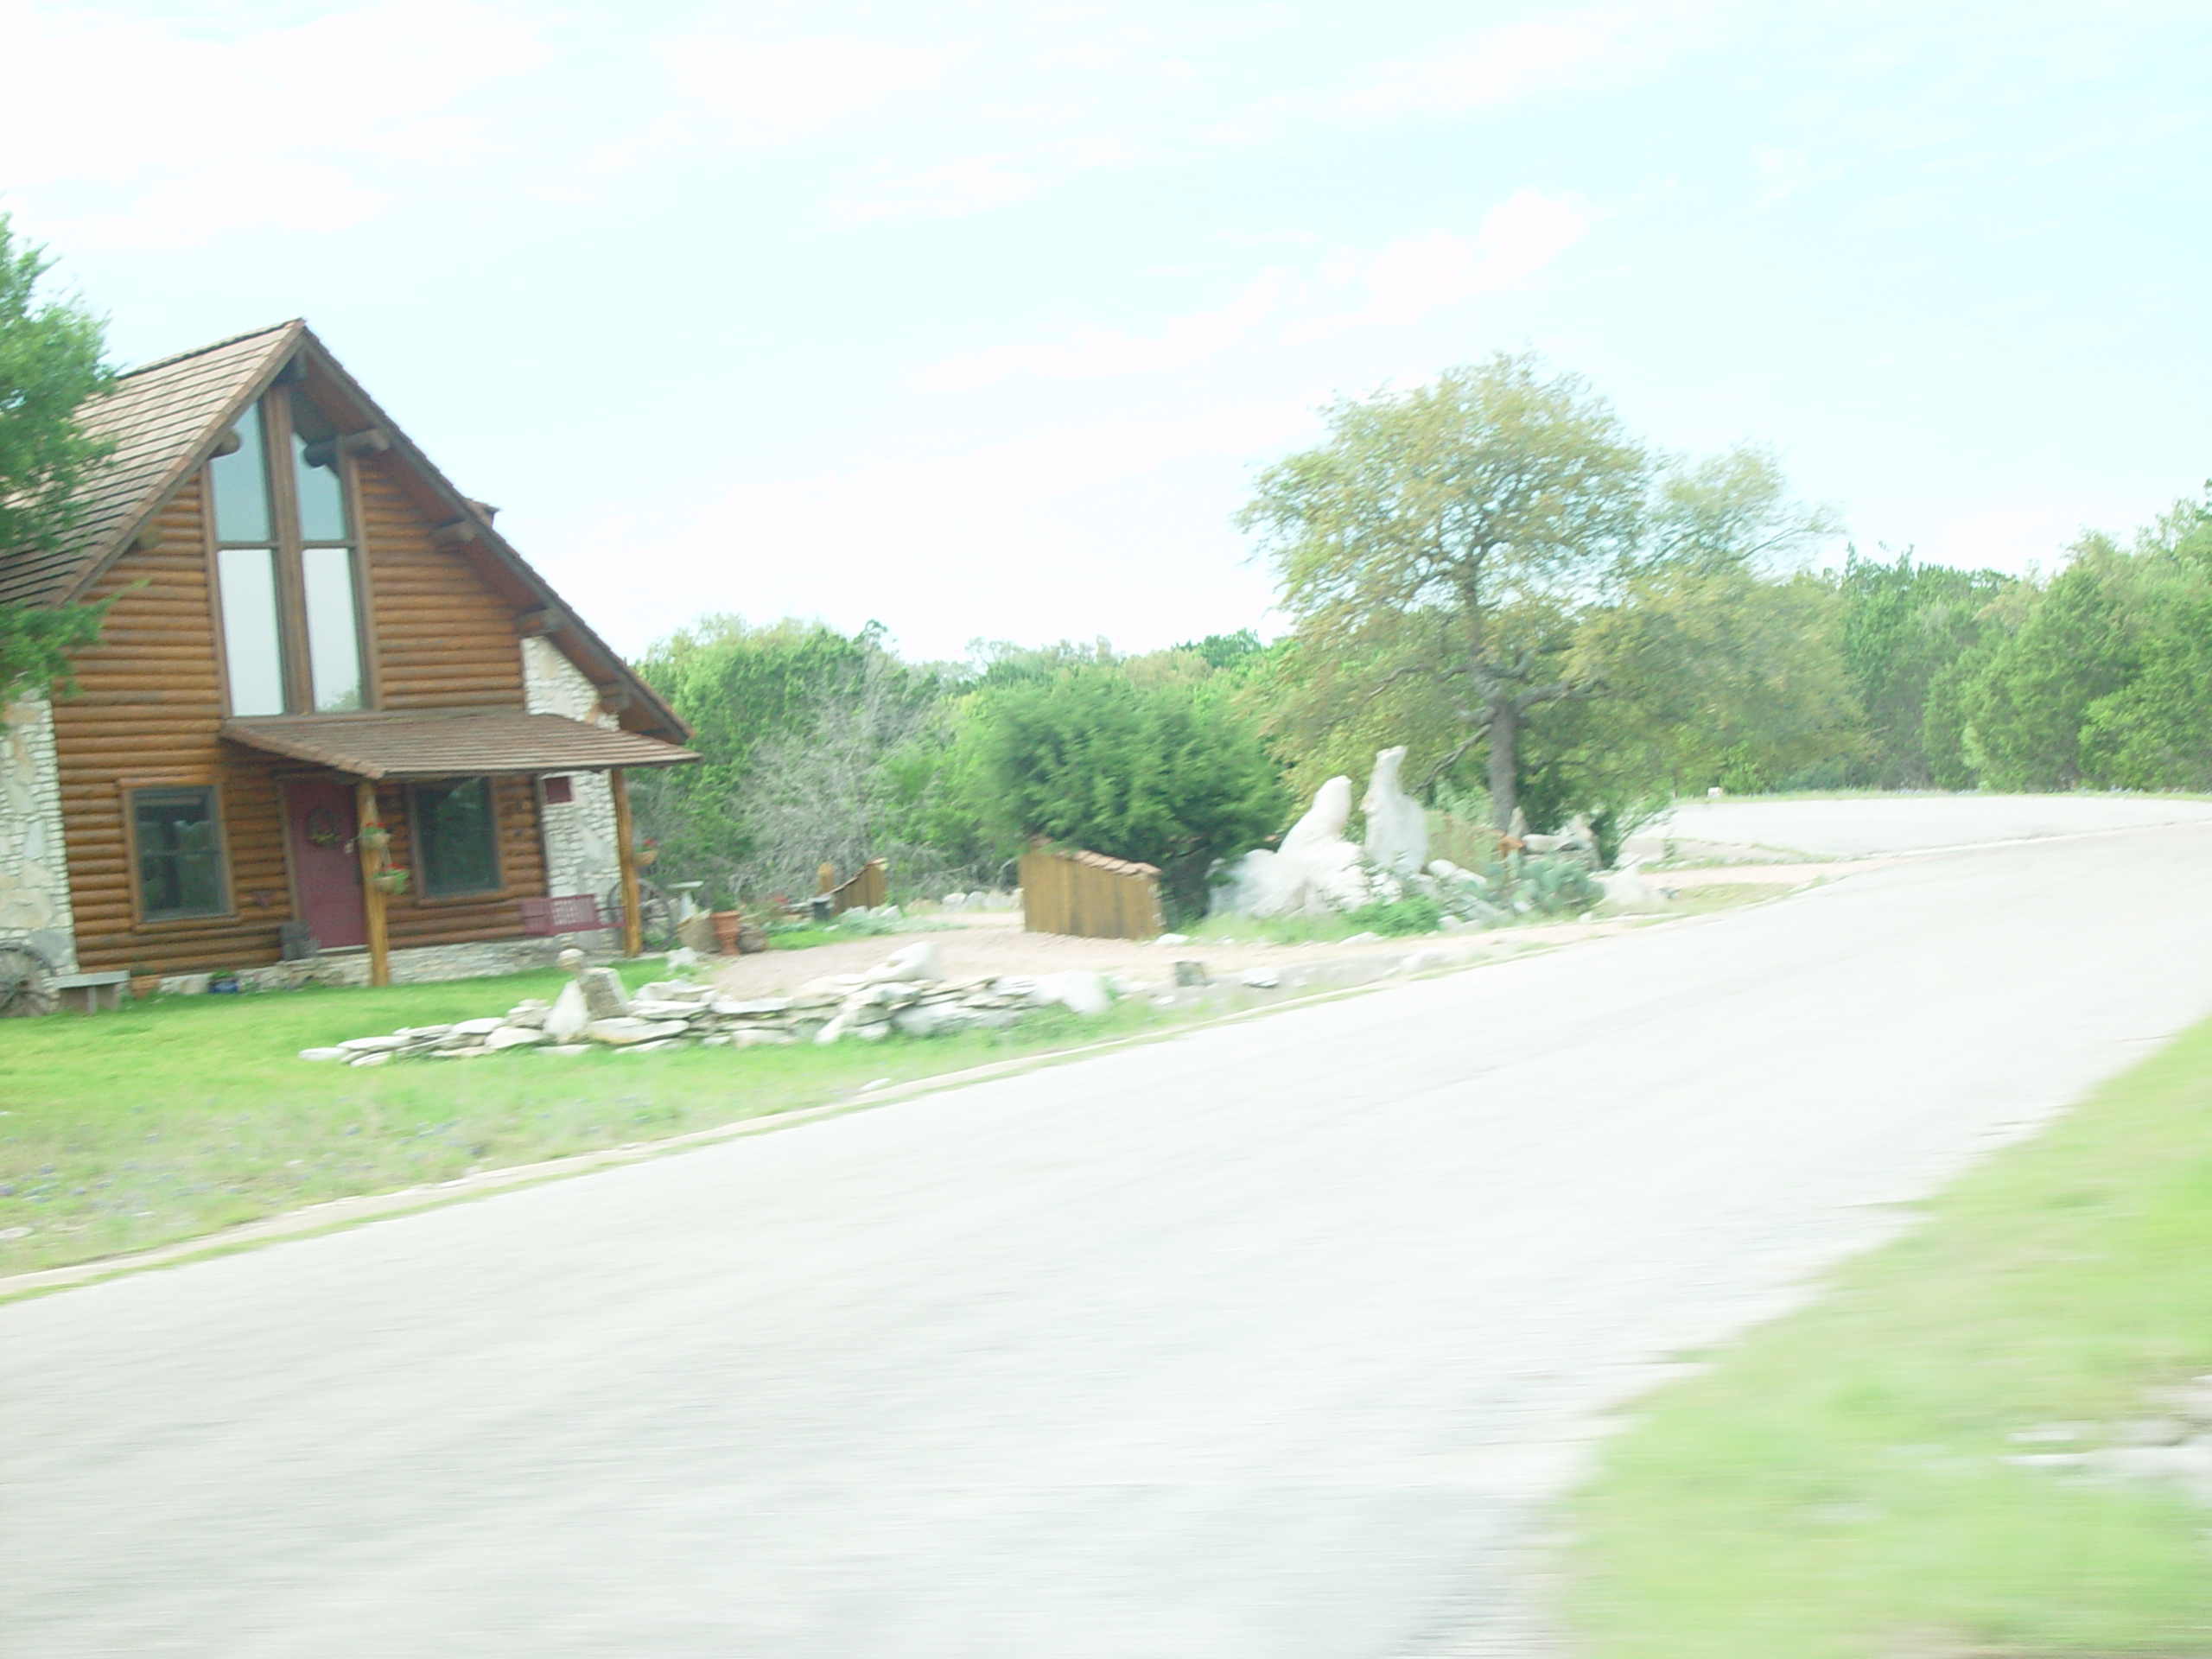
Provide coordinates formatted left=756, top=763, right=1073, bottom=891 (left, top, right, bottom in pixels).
left=517, top=894, right=613, bottom=937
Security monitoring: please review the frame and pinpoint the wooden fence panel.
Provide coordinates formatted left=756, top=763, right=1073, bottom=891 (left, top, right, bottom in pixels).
left=818, top=858, right=887, bottom=916
left=1019, top=849, right=1164, bottom=940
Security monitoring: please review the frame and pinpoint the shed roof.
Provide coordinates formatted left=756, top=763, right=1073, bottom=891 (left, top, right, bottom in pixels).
left=219, top=709, right=699, bottom=779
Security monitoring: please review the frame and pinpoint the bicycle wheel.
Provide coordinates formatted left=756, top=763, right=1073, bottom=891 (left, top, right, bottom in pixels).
left=0, top=944, right=57, bottom=1018
left=602, top=879, right=679, bottom=950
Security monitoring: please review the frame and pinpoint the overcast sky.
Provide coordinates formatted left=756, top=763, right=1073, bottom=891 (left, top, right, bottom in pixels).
left=5, top=0, right=2207, bottom=661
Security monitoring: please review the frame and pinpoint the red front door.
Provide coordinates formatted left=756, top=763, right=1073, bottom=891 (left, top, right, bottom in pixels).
left=284, top=781, right=367, bottom=950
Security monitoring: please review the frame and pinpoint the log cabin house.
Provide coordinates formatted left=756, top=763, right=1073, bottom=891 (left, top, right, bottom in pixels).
left=0, top=320, right=698, bottom=998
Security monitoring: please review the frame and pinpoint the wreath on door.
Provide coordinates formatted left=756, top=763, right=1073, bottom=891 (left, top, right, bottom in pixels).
left=303, top=807, right=344, bottom=849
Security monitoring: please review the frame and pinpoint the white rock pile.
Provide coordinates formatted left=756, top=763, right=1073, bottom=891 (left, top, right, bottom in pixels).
left=298, top=942, right=1119, bottom=1065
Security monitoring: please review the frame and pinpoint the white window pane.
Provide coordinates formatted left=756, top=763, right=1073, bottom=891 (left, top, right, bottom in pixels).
left=291, top=428, right=348, bottom=543
left=218, top=547, right=286, bottom=715
left=210, top=405, right=271, bottom=543
left=302, top=546, right=363, bottom=712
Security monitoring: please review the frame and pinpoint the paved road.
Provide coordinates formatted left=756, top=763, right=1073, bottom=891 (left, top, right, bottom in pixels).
left=1656, top=791, right=2212, bottom=856
left=12, top=805, right=2212, bottom=1656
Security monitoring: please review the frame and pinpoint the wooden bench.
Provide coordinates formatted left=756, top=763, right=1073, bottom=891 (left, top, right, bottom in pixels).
left=53, top=970, right=130, bottom=1014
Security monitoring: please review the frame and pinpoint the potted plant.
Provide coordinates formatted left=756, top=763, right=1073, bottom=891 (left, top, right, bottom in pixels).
left=633, top=836, right=659, bottom=869
left=371, top=867, right=411, bottom=897
left=355, top=823, right=391, bottom=854
left=127, top=962, right=162, bottom=999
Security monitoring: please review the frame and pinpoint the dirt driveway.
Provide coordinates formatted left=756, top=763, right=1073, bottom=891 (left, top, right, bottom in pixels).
left=699, top=895, right=1812, bottom=999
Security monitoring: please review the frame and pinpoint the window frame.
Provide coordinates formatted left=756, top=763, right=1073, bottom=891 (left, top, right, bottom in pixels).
left=206, top=379, right=375, bottom=718
left=406, top=775, right=507, bottom=902
left=120, top=779, right=237, bottom=929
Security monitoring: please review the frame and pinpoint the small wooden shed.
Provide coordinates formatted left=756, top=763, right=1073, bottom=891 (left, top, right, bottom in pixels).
left=1018, top=848, right=1164, bottom=940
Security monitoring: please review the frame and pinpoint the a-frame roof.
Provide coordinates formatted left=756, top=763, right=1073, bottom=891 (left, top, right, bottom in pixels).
left=0, top=321, right=294, bottom=612
left=0, top=321, right=687, bottom=744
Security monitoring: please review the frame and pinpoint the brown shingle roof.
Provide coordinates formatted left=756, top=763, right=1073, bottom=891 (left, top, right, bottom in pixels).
left=0, top=321, right=297, bottom=607
left=219, top=709, right=699, bottom=779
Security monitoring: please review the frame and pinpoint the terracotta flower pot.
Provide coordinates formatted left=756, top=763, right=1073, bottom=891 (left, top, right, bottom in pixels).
left=709, top=910, right=744, bottom=954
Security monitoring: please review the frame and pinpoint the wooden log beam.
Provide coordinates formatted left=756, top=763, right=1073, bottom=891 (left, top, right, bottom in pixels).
left=302, top=429, right=391, bottom=468
left=611, top=766, right=644, bottom=958
left=354, top=779, right=391, bottom=988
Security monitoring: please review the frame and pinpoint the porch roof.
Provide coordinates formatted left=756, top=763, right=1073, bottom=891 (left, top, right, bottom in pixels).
left=219, top=709, right=701, bottom=779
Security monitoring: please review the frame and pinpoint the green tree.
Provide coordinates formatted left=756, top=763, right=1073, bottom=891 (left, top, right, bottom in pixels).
left=1955, top=543, right=2136, bottom=791
left=1239, top=353, right=1649, bottom=830
left=1566, top=567, right=1856, bottom=802
left=0, top=215, right=114, bottom=702
left=2069, top=492, right=2212, bottom=789
left=957, top=665, right=1287, bottom=919
left=1834, top=548, right=2018, bottom=786
left=628, top=617, right=955, bottom=902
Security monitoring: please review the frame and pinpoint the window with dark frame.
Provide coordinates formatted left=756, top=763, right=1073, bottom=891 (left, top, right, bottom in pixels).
left=412, top=778, right=500, bottom=897
left=209, top=379, right=366, bottom=717
left=132, top=787, right=228, bottom=921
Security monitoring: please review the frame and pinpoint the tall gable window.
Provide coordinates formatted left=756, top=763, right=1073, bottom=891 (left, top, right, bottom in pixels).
left=210, top=379, right=365, bottom=716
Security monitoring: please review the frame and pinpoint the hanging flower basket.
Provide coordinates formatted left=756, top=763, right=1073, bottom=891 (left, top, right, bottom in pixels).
left=370, top=868, right=411, bottom=898
left=633, top=841, right=659, bottom=868
left=356, top=824, right=391, bottom=853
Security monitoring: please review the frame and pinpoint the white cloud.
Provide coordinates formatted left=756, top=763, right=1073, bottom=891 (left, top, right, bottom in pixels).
left=811, top=2, right=1731, bottom=227
left=662, top=35, right=951, bottom=142
left=824, top=156, right=1051, bottom=226
left=0, top=0, right=547, bottom=245
left=1315, top=3, right=1723, bottom=125
left=708, top=401, right=1313, bottom=543
left=914, top=271, right=1290, bottom=389
left=45, top=161, right=388, bottom=250
left=1751, top=144, right=1814, bottom=207
left=554, top=399, right=1319, bottom=654
left=912, top=188, right=1595, bottom=389
left=1325, top=191, right=1596, bottom=329
left=1921, top=502, right=2089, bottom=572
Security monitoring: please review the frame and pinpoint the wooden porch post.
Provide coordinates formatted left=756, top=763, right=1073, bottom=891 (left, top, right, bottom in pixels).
left=610, top=766, right=644, bottom=958
left=353, top=779, right=391, bottom=988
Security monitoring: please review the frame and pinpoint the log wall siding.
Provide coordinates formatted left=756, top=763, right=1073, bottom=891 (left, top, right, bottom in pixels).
left=52, top=468, right=550, bottom=974
left=358, top=460, right=526, bottom=710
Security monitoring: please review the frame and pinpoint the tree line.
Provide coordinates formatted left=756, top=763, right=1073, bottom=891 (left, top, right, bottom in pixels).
left=634, top=353, right=2211, bottom=917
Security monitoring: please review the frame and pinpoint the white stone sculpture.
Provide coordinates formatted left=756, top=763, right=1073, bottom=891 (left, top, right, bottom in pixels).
left=1215, top=775, right=1380, bottom=918
left=1595, top=859, right=1662, bottom=910
left=1360, top=746, right=1428, bottom=878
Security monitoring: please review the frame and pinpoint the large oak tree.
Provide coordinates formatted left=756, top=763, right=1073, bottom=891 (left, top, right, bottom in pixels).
left=1238, top=353, right=1647, bottom=830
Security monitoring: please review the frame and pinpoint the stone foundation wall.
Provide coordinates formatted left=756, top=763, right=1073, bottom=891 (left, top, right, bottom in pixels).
left=0, top=696, right=77, bottom=975
left=520, top=636, right=624, bottom=911
left=155, top=931, right=613, bottom=995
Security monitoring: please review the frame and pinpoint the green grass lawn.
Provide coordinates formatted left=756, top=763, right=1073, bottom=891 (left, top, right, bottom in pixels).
left=1568, top=1013, right=2212, bottom=1656
left=0, top=964, right=1169, bottom=1279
